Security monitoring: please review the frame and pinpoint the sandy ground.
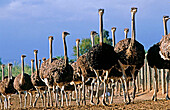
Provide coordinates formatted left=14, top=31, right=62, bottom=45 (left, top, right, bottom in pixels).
left=2, top=86, right=170, bottom=110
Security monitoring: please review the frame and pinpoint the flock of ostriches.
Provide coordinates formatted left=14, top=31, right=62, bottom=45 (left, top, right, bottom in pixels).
left=0, top=7, right=169, bottom=109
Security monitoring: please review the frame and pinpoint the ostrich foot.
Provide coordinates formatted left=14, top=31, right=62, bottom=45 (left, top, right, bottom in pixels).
left=166, top=95, right=170, bottom=100
left=90, top=101, right=96, bottom=105
left=152, top=95, right=157, bottom=101
left=102, top=100, right=108, bottom=106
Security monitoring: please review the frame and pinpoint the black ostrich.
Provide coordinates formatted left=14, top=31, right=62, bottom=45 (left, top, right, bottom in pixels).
left=114, top=7, right=145, bottom=104
left=86, top=9, right=119, bottom=106
left=147, top=16, right=170, bottom=101
left=14, top=55, right=34, bottom=108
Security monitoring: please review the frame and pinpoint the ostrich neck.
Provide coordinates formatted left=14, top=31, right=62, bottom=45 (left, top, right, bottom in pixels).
left=35, top=53, right=39, bottom=76
left=8, top=65, right=10, bottom=82
left=76, top=41, right=80, bottom=58
left=20, top=57, right=24, bottom=84
left=99, top=14, right=103, bottom=45
left=1, top=67, right=4, bottom=81
left=31, top=61, right=34, bottom=74
left=91, top=34, right=95, bottom=47
left=49, top=39, right=53, bottom=64
left=39, top=60, right=41, bottom=69
left=125, top=31, right=128, bottom=39
left=112, top=31, right=115, bottom=47
left=131, top=13, right=136, bottom=44
left=10, top=65, right=12, bottom=79
left=63, top=36, right=68, bottom=66
left=163, top=20, right=168, bottom=36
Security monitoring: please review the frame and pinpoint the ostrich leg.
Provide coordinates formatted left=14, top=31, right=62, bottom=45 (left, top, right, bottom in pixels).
left=19, top=91, right=22, bottom=108
left=131, top=66, right=136, bottom=103
left=93, top=70, right=100, bottom=105
left=33, top=88, right=40, bottom=107
left=43, top=90, right=46, bottom=107
left=90, top=78, right=96, bottom=105
left=28, top=92, right=32, bottom=106
left=64, top=91, right=68, bottom=106
left=4, top=96, right=8, bottom=109
left=118, top=60, right=131, bottom=104
left=61, top=86, right=65, bottom=107
left=106, top=83, right=109, bottom=103
left=8, top=96, right=11, bottom=108
left=24, top=92, right=28, bottom=108
left=78, top=85, right=81, bottom=105
left=74, top=83, right=80, bottom=106
left=110, top=80, right=115, bottom=104
left=152, top=66, right=158, bottom=101
left=166, top=69, right=170, bottom=100
left=115, top=81, right=118, bottom=97
left=82, top=76, right=86, bottom=105
left=55, top=86, right=59, bottom=107
left=102, top=70, right=109, bottom=106
left=69, top=92, right=72, bottom=106
left=120, top=78, right=127, bottom=103
left=48, top=87, right=53, bottom=106
left=40, top=91, right=44, bottom=107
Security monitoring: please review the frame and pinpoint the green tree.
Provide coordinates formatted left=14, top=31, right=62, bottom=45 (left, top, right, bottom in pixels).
left=73, top=29, right=112, bottom=58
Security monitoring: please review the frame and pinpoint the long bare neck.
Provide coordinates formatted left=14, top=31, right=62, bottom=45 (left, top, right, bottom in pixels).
left=49, top=37, right=53, bottom=64
left=91, top=34, right=95, bottom=47
left=111, top=30, right=116, bottom=47
left=163, top=18, right=168, bottom=36
left=34, top=52, right=39, bottom=76
left=99, top=13, right=103, bottom=45
left=76, top=41, right=80, bottom=58
left=20, top=57, right=25, bottom=83
left=63, top=35, right=68, bottom=66
left=8, top=64, right=10, bottom=82
left=1, top=65, right=4, bottom=81
left=124, top=31, right=128, bottom=39
left=39, top=60, right=41, bottom=69
left=31, top=60, right=34, bottom=74
left=131, top=12, right=136, bottom=43
left=10, top=65, right=12, bottom=79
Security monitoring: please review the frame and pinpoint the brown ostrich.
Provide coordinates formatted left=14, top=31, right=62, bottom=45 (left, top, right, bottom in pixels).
left=14, top=55, right=34, bottom=108
left=50, top=32, right=73, bottom=107
left=114, top=7, right=145, bottom=104
left=147, top=16, right=170, bottom=101
left=31, top=50, right=47, bottom=107
left=86, top=9, right=119, bottom=106
left=76, top=31, right=98, bottom=105
left=0, top=63, right=17, bottom=109
left=40, top=36, right=57, bottom=107
left=70, top=38, right=82, bottom=106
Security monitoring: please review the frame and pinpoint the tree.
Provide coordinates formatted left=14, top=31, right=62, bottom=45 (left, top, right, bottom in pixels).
left=73, top=29, right=112, bottom=58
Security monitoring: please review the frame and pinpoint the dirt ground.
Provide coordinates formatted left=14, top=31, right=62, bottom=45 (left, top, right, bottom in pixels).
left=3, top=86, right=170, bottom=110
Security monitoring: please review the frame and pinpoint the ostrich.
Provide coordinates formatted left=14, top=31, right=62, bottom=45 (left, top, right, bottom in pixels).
left=114, top=7, right=145, bottom=104
left=76, top=31, right=98, bottom=105
left=147, top=16, right=170, bottom=101
left=86, top=9, right=119, bottom=106
left=14, top=55, right=34, bottom=108
left=0, top=63, right=17, bottom=109
left=31, top=50, right=47, bottom=107
left=40, top=36, right=57, bottom=107
left=48, top=32, right=73, bottom=107
left=39, top=59, right=41, bottom=69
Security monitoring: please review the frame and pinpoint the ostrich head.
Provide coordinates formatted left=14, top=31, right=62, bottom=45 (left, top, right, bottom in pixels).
left=163, top=16, right=170, bottom=36
left=76, top=39, right=80, bottom=58
left=31, top=59, right=34, bottom=74
left=131, top=7, right=137, bottom=14
left=98, top=9, right=104, bottom=15
left=163, top=16, right=169, bottom=22
left=48, top=36, right=54, bottom=64
left=34, top=50, right=38, bottom=73
left=42, top=57, right=46, bottom=62
left=124, top=28, right=129, bottom=39
left=111, top=27, right=116, bottom=47
left=8, top=63, right=13, bottom=80
left=62, top=31, right=70, bottom=39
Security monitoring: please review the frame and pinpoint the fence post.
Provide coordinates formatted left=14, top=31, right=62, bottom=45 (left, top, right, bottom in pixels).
left=161, top=69, right=165, bottom=94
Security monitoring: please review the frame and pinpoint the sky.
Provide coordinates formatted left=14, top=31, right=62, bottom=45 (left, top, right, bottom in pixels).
left=0, top=0, right=170, bottom=65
